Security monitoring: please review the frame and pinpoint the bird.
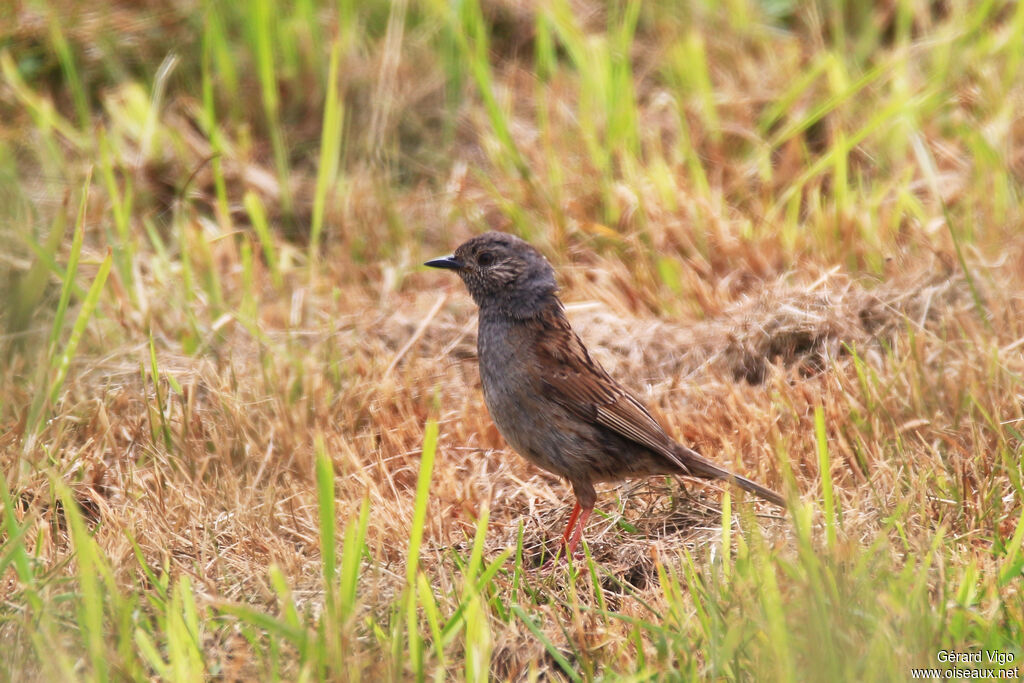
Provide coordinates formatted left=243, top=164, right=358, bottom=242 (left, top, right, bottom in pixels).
left=425, top=231, right=785, bottom=558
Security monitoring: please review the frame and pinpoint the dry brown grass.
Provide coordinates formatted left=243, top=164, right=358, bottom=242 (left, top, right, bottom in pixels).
left=3, top=0, right=1024, bottom=678
left=6, top=237, right=1019, bottom=645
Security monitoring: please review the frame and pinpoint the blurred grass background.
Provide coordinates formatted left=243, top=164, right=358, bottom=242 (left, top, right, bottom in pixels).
left=1, top=0, right=1023, bottom=680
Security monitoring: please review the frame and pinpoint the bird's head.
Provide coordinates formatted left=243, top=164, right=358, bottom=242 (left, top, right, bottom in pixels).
left=425, top=232, right=558, bottom=316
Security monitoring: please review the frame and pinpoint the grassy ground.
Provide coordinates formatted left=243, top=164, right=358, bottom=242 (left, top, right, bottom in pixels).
left=2, top=0, right=1023, bottom=680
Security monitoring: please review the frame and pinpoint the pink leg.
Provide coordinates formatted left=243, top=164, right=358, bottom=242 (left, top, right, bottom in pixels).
left=560, top=502, right=582, bottom=548
left=564, top=506, right=593, bottom=556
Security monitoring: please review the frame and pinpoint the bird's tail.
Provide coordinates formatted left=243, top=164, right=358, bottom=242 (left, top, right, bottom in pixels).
left=672, top=444, right=786, bottom=508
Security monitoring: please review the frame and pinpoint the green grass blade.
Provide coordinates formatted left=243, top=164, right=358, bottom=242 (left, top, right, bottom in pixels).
left=9, top=201, right=68, bottom=337
left=440, top=547, right=513, bottom=645
left=815, top=405, right=837, bottom=550
left=310, top=37, right=345, bottom=258
left=998, top=507, right=1024, bottom=588
left=252, top=0, right=292, bottom=213
left=463, top=504, right=489, bottom=593
left=166, top=576, right=205, bottom=680
left=511, top=605, right=581, bottom=683
left=340, top=497, right=370, bottom=621
left=48, top=249, right=112, bottom=407
left=135, top=628, right=172, bottom=679
left=909, top=131, right=991, bottom=331
left=217, top=603, right=308, bottom=647
left=463, top=592, right=491, bottom=683
left=50, top=170, right=91, bottom=351
left=315, top=434, right=338, bottom=618
left=55, top=480, right=109, bottom=681
left=47, top=14, right=89, bottom=131
left=243, top=190, right=283, bottom=289
left=720, top=489, right=732, bottom=583
left=407, top=419, right=438, bottom=588
left=0, top=460, right=36, bottom=598
left=417, top=570, right=447, bottom=670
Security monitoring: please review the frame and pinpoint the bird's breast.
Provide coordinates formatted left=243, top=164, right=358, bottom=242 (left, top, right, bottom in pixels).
left=475, top=313, right=576, bottom=478
left=476, top=315, right=537, bottom=435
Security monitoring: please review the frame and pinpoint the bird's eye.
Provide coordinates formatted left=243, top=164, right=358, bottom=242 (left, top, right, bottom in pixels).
left=477, top=252, right=494, bottom=267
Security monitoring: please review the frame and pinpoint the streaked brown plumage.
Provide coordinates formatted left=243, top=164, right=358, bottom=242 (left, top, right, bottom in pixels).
left=426, top=232, right=784, bottom=557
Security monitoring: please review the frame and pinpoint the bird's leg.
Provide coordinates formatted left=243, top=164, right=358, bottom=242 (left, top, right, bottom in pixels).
left=540, top=503, right=585, bottom=570
left=564, top=505, right=593, bottom=556
left=559, top=502, right=582, bottom=549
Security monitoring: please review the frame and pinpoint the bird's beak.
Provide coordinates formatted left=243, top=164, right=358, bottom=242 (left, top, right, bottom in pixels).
left=424, top=255, right=465, bottom=270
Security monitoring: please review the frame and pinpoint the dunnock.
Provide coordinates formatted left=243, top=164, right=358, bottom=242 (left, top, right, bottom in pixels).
left=426, top=232, right=784, bottom=556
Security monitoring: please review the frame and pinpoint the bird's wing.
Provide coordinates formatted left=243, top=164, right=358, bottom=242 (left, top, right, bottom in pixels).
left=531, top=308, right=691, bottom=472
left=529, top=306, right=787, bottom=507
